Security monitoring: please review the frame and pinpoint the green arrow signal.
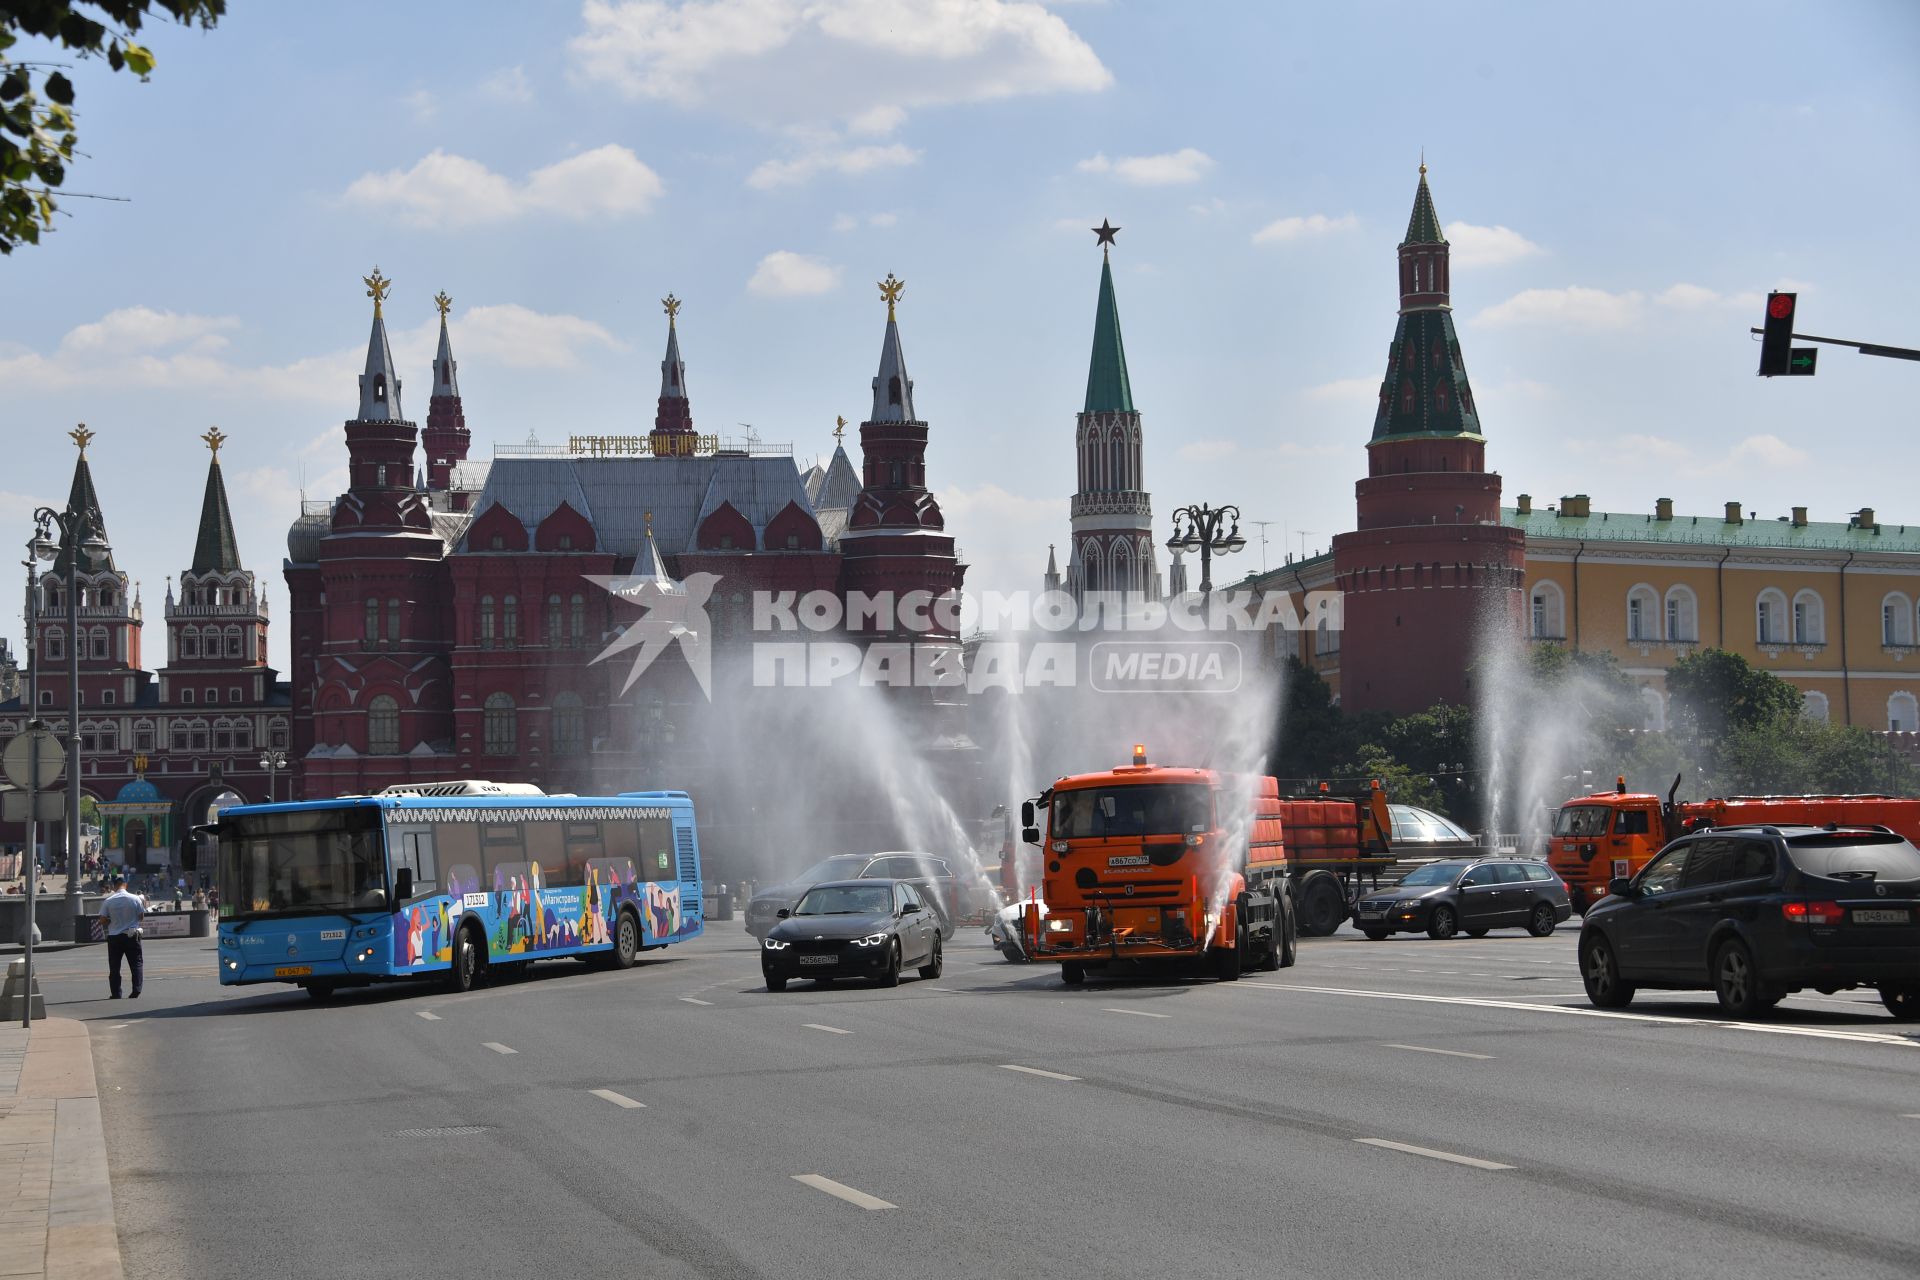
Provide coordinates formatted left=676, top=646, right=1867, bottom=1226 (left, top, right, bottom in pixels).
left=1791, top=354, right=1813, bottom=368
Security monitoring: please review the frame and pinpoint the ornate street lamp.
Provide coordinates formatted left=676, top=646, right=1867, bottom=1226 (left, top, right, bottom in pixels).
left=259, top=749, right=287, bottom=804
left=1165, top=502, right=1248, bottom=597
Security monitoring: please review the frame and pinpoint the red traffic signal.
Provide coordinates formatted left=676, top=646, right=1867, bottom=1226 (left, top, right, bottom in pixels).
left=1759, top=291, right=1796, bottom=376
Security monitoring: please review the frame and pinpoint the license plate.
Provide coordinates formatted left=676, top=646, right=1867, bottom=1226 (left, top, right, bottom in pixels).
left=275, top=965, right=312, bottom=977
left=1851, top=909, right=1909, bottom=925
left=1108, top=855, right=1149, bottom=868
left=797, top=955, right=837, bottom=966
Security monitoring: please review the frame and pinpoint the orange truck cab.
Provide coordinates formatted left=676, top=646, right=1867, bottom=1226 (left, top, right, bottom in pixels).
left=1018, top=746, right=1297, bottom=984
left=1550, top=776, right=1920, bottom=912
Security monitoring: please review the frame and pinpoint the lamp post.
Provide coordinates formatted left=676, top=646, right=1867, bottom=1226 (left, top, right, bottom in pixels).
left=259, top=749, right=287, bottom=804
left=29, top=507, right=97, bottom=927
left=19, top=537, right=43, bottom=1025
left=1165, top=502, right=1247, bottom=597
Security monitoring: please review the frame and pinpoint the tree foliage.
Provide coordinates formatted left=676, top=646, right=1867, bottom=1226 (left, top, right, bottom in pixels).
left=1664, top=647, right=1804, bottom=740
left=0, top=1, right=224, bottom=254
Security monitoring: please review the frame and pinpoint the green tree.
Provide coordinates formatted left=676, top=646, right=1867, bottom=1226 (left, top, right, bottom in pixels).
left=1, top=1, right=224, bottom=254
left=1270, top=658, right=1348, bottom=781
left=1664, top=647, right=1803, bottom=740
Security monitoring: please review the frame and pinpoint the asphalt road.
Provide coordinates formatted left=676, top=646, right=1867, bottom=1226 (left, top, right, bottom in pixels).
left=25, top=919, right=1920, bottom=1280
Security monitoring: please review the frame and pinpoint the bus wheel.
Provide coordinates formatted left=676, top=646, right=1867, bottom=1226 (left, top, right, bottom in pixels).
left=305, top=981, right=336, bottom=1002
left=448, top=926, right=485, bottom=994
left=611, top=909, right=640, bottom=970
left=1061, top=962, right=1085, bottom=986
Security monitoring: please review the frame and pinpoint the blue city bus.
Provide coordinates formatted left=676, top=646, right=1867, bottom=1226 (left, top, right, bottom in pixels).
left=214, top=782, right=704, bottom=1000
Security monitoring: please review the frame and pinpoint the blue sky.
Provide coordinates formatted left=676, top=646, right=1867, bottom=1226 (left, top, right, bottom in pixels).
left=3, top=0, right=1917, bottom=673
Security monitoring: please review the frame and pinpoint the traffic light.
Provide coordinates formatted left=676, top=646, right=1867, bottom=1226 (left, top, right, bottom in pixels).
left=1758, top=291, right=1796, bottom=376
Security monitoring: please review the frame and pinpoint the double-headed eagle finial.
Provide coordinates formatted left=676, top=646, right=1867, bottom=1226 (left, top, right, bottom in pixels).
left=201, top=426, right=227, bottom=458
left=364, top=267, right=392, bottom=319
left=434, top=290, right=453, bottom=320
left=878, top=273, right=905, bottom=322
left=662, top=294, right=681, bottom=327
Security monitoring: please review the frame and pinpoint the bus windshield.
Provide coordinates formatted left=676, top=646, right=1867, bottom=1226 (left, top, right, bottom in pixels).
left=1052, top=785, right=1212, bottom=840
left=219, top=808, right=386, bottom=920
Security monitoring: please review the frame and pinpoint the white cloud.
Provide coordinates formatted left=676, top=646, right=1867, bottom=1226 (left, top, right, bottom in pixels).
left=1178, top=439, right=1238, bottom=462
left=747, top=250, right=842, bottom=297
left=832, top=213, right=858, bottom=232
left=1442, top=221, right=1543, bottom=269
left=1731, top=433, right=1811, bottom=470
left=847, top=104, right=906, bottom=136
left=836, top=210, right=900, bottom=231
left=868, top=210, right=898, bottom=228
left=344, top=145, right=662, bottom=226
left=0, top=302, right=620, bottom=402
left=1617, top=433, right=1693, bottom=464
left=482, top=65, right=535, bottom=104
left=1655, top=283, right=1764, bottom=311
left=1077, top=147, right=1213, bottom=186
left=747, top=141, right=918, bottom=189
left=1475, top=286, right=1645, bottom=330
left=568, top=0, right=1111, bottom=131
left=1303, top=376, right=1377, bottom=404
left=1251, top=213, right=1357, bottom=244
left=404, top=88, right=438, bottom=121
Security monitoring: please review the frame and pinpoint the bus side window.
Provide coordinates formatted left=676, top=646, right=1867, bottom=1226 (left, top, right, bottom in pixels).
left=409, top=832, right=438, bottom=883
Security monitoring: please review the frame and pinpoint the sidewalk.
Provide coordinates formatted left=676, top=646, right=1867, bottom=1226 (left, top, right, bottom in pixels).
left=0, top=1019, right=122, bottom=1279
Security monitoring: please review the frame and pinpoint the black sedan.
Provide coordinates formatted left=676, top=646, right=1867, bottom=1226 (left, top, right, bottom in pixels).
left=761, top=879, right=945, bottom=992
left=1579, top=824, right=1920, bottom=1019
left=1353, top=857, right=1573, bottom=940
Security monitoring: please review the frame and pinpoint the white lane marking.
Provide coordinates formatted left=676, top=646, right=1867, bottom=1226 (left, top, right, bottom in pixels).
left=1104, top=1007, right=1173, bottom=1019
left=1382, top=1043, right=1494, bottom=1060
left=109, top=1023, right=131, bottom=1030
left=590, top=1088, right=646, bottom=1109
left=1233, top=983, right=1920, bottom=1048
left=803, top=1023, right=851, bottom=1035
left=416, top=1011, right=442, bottom=1021
left=1001, top=1064, right=1081, bottom=1082
left=928, top=987, right=959, bottom=993
left=483, top=1042, right=517, bottom=1055
left=678, top=997, right=713, bottom=1006
left=792, top=1174, right=895, bottom=1210
left=1903, top=1114, right=1920, bottom=1119
left=1355, top=1138, right=1515, bottom=1171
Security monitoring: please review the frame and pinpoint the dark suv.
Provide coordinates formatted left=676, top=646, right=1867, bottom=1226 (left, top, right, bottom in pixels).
left=1353, top=857, right=1573, bottom=940
left=1579, top=824, right=1920, bottom=1019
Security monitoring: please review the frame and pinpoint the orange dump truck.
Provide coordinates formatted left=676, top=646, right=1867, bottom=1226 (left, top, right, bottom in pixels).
left=1549, top=776, right=1920, bottom=911
left=1018, top=747, right=1296, bottom=983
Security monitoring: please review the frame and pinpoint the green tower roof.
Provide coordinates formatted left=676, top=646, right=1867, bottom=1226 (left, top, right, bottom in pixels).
left=190, top=455, right=243, bottom=574
left=1401, top=166, right=1446, bottom=246
left=53, top=446, right=113, bottom=577
left=1083, top=254, right=1135, bottom=414
left=1370, top=308, right=1483, bottom=442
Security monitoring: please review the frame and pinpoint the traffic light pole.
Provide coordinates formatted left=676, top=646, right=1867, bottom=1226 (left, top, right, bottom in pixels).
left=1747, top=327, right=1920, bottom=363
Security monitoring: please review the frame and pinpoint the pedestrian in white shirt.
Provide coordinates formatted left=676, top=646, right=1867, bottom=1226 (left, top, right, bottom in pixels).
left=98, top=874, right=146, bottom=1000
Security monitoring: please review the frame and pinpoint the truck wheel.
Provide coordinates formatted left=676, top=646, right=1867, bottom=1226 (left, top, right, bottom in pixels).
left=1211, top=931, right=1243, bottom=983
left=1278, top=913, right=1298, bottom=968
left=1297, top=877, right=1346, bottom=937
left=1061, top=963, right=1085, bottom=986
left=1257, top=927, right=1281, bottom=971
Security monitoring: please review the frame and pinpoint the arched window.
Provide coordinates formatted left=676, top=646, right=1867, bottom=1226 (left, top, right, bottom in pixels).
left=479, top=595, right=495, bottom=649
left=367, top=694, right=400, bottom=754
left=1664, top=586, right=1698, bottom=643
left=1529, top=582, right=1565, bottom=639
left=91, top=627, right=108, bottom=660
left=226, top=627, right=242, bottom=658
left=1802, top=690, right=1831, bottom=724
left=387, top=598, right=401, bottom=643
left=1109, top=437, right=1126, bottom=492
left=887, top=375, right=902, bottom=407
left=233, top=721, right=252, bottom=751
left=1640, top=687, right=1666, bottom=731
left=1890, top=691, right=1919, bottom=733
left=181, top=629, right=197, bottom=659
left=1083, top=543, right=1103, bottom=595
left=1112, top=540, right=1134, bottom=595
left=546, top=594, right=562, bottom=645
left=1316, top=614, right=1341, bottom=657
left=1883, top=592, right=1915, bottom=646
left=570, top=594, right=587, bottom=646
left=1626, top=584, right=1659, bottom=642
left=552, top=691, right=585, bottom=755
left=483, top=693, right=516, bottom=755
left=44, top=628, right=62, bottom=661
left=365, top=598, right=379, bottom=643
left=1755, top=589, right=1788, bottom=645
left=1791, top=589, right=1825, bottom=645
left=502, top=595, right=519, bottom=647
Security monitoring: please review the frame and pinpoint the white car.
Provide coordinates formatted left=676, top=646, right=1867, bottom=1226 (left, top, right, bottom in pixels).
left=986, top=899, right=1047, bottom=962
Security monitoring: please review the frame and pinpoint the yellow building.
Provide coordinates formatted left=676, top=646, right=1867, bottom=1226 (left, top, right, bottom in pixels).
left=1242, top=495, right=1920, bottom=732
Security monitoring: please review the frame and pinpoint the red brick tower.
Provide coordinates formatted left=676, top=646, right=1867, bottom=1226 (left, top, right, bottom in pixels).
left=651, top=293, right=697, bottom=450
left=421, top=290, right=470, bottom=498
left=838, top=274, right=967, bottom=721
left=1331, top=166, right=1526, bottom=713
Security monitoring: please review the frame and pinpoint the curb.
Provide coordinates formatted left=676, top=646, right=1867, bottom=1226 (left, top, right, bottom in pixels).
left=0, top=1019, right=123, bottom=1280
